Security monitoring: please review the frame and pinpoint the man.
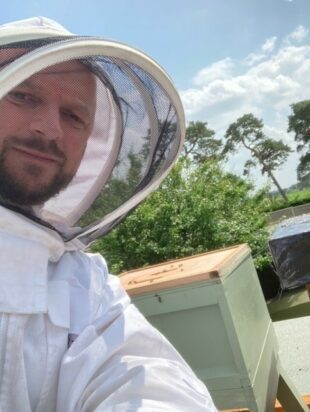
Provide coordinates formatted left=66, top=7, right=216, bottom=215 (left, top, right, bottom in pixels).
left=0, top=17, right=217, bottom=411
left=0, top=60, right=96, bottom=206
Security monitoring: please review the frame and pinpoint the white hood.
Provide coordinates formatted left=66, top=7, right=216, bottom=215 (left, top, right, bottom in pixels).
left=0, top=17, right=185, bottom=247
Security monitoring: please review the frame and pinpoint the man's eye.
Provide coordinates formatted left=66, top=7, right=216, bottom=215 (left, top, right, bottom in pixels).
left=7, top=91, right=38, bottom=105
left=63, top=110, right=86, bottom=129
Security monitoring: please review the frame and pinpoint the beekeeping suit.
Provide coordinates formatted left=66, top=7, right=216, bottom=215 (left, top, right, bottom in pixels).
left=0, top=17, right=217, bottom=412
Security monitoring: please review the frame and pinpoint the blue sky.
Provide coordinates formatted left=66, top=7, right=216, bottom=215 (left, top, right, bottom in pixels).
left=1, top=0, right=310, bottom=189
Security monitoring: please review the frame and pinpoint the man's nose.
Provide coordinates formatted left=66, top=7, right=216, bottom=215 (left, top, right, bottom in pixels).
left=29, top=105, right=64, bottom=142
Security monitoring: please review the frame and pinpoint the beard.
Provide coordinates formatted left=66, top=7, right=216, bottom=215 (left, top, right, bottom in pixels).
left=0, top=136, right=74, bottom=206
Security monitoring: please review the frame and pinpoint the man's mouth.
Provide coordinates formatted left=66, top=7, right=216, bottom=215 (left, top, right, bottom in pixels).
left=11, top=145, right=64, bottom=164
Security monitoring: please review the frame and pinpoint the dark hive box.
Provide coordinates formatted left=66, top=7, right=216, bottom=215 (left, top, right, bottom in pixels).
left=269, top=215, right=310, bottom=290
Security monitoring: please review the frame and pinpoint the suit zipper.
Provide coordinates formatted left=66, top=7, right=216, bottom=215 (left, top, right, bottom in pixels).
left=0, top=314, right=9, bottom=398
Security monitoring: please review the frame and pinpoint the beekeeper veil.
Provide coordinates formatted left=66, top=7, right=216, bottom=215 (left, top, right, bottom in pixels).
left=0, top=17, right=185, bottom=247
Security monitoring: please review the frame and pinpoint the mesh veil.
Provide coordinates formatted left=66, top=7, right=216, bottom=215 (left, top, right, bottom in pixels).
left=0, top=24, right=185, bottom=247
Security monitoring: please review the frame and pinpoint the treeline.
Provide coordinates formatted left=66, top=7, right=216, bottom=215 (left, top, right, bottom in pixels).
left=183, top=99, right=310, bottom=198
left=90, top=99, right=309, bottom=274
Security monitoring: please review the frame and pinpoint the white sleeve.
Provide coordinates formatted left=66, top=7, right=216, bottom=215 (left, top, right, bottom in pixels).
left=57, top=253, right=218, bottom=412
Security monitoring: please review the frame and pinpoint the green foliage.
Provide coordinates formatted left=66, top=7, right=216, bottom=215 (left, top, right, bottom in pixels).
left=288, top=99, right=310, bottom=148
left=182, top=121, right=223, bottom=164
left=223, top=114, right=265, bottom=151
left=78, top=152, right=143, bottom=227
left=224, top=113, right=292, bottom=201
left=288, top=100, right=310, bottom=184
left=266, top=188, right=310, bottom=211
left=91, top=160, right=271, bottom=274
left=255, top=139, right=292, bottom=174
left=296, top=153, right=310, bottom=185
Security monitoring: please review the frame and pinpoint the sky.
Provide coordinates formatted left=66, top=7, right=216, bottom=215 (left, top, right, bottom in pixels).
left=1, top=0, right=310, bottom=190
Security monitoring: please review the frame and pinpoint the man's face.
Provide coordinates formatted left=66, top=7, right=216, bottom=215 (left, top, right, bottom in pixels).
left=0, top=58, right=96, bottom=206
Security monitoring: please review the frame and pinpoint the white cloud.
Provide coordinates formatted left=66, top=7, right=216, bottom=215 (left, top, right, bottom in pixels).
left=244, top=37, right=277, bottom=67
left=192, top=58, right=233, bottom=86
left=181, top=45, right=309, bottom=123
left=285, top=25, right=309, bottom=44
left=180, top=28, right=310, bottom=188
left=261, top=36, right=277, bottom=52
left=244, top=52, right=266, bottom=66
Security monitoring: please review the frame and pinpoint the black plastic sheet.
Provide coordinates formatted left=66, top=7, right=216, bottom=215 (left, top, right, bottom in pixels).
left=269, top=215, right=310, bottom=290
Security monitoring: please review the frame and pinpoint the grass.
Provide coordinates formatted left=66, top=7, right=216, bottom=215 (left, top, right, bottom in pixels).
left=287, top=188, right=310, bottom=204
left=267, top=188, right=310, bottom=212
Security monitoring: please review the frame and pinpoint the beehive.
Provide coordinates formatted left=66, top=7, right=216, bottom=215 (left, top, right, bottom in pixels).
left=120, top=244, right=280, bottom=410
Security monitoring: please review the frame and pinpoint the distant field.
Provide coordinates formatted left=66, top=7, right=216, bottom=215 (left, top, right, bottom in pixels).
left=288, top=188, right=310, bottom=203
left=268, top=188, right=310, bottom=211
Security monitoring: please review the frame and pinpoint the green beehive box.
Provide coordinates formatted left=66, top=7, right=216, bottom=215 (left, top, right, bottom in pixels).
left=120, top=244, right=280, bottom=411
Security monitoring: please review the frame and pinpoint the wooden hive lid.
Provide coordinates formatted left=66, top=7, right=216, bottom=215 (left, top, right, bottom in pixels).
left=120, top=244, right=251, bottom=296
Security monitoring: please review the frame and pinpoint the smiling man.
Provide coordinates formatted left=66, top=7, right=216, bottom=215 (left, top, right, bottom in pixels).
left=0, top=17, right=217, bottom=412
left=0, top=60, right=96, bottom=205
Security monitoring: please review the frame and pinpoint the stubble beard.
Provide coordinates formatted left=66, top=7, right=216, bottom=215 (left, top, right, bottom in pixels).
left=0, top=136, right=74, bottom=206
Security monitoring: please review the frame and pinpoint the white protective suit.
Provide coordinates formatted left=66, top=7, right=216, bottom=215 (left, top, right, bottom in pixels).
left=0, top=17, right=218, bottom=411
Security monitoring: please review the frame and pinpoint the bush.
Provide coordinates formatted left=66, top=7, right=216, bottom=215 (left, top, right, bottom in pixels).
left=90, top=160, right=271, bottom=274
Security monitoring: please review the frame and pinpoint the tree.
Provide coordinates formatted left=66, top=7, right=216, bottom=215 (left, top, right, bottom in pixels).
left=182, top=121, right=223, bottom=164
left=78, top=151, right=143, bottom=227
left=296, top=154, right=310, bottom=188
left=90, top=159, right=271, bottom=274
left=223, top=113, right=292, bottom=201
left=288, top=100, right=310, bottom=185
